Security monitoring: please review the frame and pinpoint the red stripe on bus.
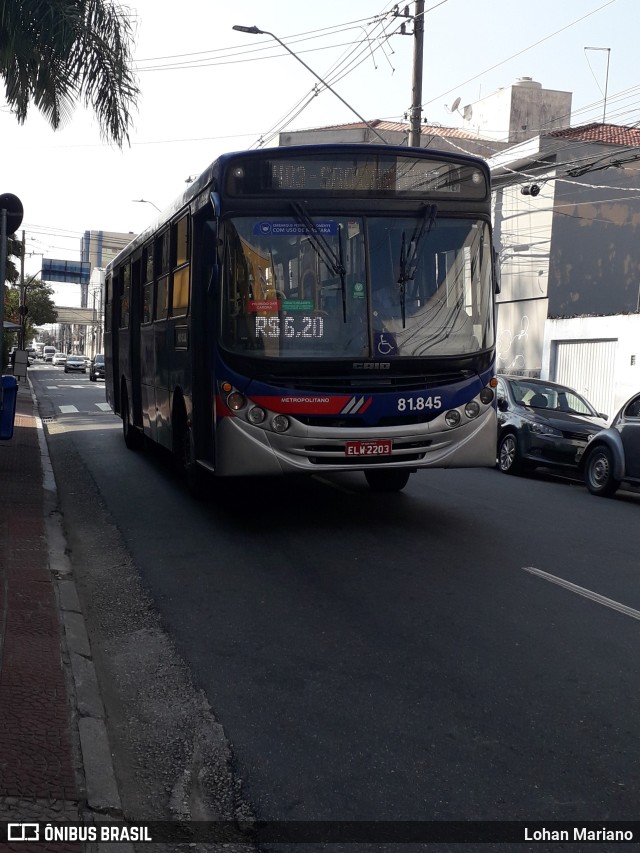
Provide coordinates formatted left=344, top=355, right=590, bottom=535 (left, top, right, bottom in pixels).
left=251, top=395, right=359, bottom=415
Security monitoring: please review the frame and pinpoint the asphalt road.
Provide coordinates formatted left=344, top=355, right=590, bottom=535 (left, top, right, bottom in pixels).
left=31, top=363, right=640, bottom=851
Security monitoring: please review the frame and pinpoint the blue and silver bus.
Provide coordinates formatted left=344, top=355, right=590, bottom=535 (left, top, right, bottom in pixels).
left=105, top=144, right=498, bottom=494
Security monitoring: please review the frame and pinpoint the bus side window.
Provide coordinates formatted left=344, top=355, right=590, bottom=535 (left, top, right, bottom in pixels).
left=105, top=274, right=112, bottom=333
left=172, top=214, right=190, bottom=316
left=142, top=242, right=153, bottom=324
left=119, top=263, right=130, bottom=329
left=155, top=229, right=170, bottom=320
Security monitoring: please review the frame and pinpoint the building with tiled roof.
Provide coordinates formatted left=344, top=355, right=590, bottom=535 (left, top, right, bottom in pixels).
left=547, top=122, right=640, bottom=147
left=279, top=119, right=508, bottom=160
left=489, top=121, right=640, bottom=415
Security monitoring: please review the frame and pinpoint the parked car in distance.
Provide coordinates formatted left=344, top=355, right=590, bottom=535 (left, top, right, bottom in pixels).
left=89, top=353, right=105, bottom=381
left=52, top=351, right=67, bottom=366
left=64, top=354, right=87, bottom=374
left=496, top=375, right=607, bottom=477
left=580, top=391, right=640, bottom=497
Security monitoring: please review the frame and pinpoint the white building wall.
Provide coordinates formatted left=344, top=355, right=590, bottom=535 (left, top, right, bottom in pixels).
left=462, top=78, right=571, bottom=143
left=541, top=315, right=640, bottom=417
left=494, top=173, right=555, bottom=374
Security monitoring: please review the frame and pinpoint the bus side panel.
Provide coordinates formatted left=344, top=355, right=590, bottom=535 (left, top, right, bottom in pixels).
left=140, top=323, right=156, bottom=441
left=169, top=319, right=192, bottom=420
left=154, top=320, right=172, bottom=450
left=130, top=257, right=143, bottom=428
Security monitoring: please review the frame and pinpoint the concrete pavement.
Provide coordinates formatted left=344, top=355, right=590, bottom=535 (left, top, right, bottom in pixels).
left=0, top=374, right=130, bottom=852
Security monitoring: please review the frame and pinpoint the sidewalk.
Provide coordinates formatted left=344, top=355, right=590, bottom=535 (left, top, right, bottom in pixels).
left=0, top=376, right=126, bottom=851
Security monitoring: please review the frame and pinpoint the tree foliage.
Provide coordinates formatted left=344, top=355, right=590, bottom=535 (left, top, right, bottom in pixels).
left=0, top=0, right=139, bottom=146
left=5, top=234, right=21, bottom=285
left=4, top=278, right=58, bottom=343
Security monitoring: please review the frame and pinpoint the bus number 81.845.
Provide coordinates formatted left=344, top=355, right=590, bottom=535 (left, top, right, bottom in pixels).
left=255, top=315, right=325, bottom=339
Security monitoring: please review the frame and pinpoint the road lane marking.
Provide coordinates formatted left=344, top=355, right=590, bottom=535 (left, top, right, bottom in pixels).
left=58, top=405, right=79, bottom=413
left=523, top=566, right=640, bottom=621
left=96, top=403, right=111, bottom=411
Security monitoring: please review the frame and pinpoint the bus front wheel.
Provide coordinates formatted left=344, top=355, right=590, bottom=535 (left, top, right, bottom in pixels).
left=122, top=389, right=143, bottom=450
left=175, top=407, right=207, bottom=499
left=365, top=469, right=411, bottom=492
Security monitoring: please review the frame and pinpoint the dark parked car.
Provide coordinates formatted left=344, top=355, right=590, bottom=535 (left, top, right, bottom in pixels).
left=496, top=375, right=607, bottom=476
left=580, top=391, right=640, bottom=497
left=89, top=353, right=105, bottom=381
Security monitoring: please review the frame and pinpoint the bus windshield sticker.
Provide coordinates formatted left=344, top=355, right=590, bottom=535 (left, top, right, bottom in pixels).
left=248, top=299, right=279, bottom=313
left=253, top=221, right=337, bottom=236
left=281, top=299, right=314, bottom=311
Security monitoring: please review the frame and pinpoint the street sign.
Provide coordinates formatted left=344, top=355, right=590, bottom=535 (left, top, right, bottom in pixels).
left=42, top=258, right=91, bottom=284
left=0, top=193, right=23, bottom=233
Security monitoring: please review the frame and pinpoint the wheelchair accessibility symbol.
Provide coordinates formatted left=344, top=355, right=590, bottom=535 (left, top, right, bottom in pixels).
left=375, top=332, right=397, bottom=356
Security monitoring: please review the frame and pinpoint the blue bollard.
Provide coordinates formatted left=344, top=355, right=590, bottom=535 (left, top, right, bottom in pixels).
left=0, top=374, right=18, bottom=440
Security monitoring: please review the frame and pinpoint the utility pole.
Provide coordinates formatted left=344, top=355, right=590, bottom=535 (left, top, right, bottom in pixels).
left=409, top=0, right=425, bottom=147
left=19, top=230, right=25, bottom=349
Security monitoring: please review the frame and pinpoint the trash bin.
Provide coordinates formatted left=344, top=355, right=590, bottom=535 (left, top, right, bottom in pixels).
left=0, top=374, right=18, bottom=440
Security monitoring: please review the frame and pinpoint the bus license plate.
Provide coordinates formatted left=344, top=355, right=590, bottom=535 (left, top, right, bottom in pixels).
left=345, top=439, right=393, bottom=457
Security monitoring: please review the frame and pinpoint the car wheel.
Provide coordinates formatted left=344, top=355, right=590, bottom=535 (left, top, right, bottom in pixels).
left=584, top=445, right=620, bottom=497
left=498, top=432, right=527, bottom=475
left=364, top=469, right=411, bottom=492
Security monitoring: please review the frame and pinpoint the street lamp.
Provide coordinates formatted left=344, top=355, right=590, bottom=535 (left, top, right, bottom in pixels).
left=132, top=198, right=161, bottom=212
left=232, top=24, right=388, bottom=146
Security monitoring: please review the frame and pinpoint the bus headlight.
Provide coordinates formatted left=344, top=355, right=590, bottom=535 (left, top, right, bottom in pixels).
left=272, top=414, right=290, bottom=433
left=465, top=401, right=481, bottom=419
left=227, top=392, right=245, bottom=411
left=247, top=406, right=266, bottom=425
left=445, top=410, right=461, bottom=428
left=480, top=386, right=494, bottom=404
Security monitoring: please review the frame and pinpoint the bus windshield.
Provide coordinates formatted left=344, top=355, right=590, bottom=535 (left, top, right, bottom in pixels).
left=221, top=214, right=494, bottom=360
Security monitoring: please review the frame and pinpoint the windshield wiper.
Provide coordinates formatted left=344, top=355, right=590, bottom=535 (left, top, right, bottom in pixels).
left=397, top=204, right=438, bottom=328
left=291, top=202, right=347, bottom=321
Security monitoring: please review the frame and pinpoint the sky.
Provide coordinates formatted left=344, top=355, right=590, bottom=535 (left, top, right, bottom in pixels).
left=2, top=0, right=635, bottom=306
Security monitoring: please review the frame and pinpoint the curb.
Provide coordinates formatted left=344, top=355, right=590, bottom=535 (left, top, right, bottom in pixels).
left=30, top=378, right=134, bottom=853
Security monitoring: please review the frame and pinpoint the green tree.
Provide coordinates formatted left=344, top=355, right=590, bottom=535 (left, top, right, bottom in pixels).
left=4, top=279, right=58, bottom=344
left=0, top=0, right=139, bottom=146
left=3, top=234, right=21, bottom=285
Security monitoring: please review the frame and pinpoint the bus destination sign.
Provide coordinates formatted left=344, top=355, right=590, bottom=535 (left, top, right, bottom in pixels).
left=226, top=155, right=487, bottom=200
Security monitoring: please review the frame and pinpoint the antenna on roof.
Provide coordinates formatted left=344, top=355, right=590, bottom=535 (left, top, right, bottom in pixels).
left=446, top=97, right=463, bottom=118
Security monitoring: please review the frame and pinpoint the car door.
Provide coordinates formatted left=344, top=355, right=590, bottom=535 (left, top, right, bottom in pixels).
left=619, top=394, right=640, bottom=480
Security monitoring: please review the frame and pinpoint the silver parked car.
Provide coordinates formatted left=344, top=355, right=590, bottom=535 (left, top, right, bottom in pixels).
left=64, top=354, right=87, bottom=374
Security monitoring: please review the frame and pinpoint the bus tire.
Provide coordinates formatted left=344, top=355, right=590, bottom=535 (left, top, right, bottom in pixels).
left=365, top=469, right=411, bottom=492
left=174, top=405, right=207, bottom=499
left=122, top=387, right=143, bottom=450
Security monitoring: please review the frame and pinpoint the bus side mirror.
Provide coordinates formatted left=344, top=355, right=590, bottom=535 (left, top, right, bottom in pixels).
left=493, top=249, right=501, bottom=294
